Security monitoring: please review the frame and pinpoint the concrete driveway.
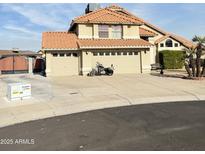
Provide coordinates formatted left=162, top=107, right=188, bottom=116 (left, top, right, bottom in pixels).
left=0, top=73, right=205, bottom=127
left=1, top=73, right=205, bottom=104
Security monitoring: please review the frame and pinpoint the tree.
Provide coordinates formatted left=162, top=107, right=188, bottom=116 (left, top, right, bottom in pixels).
left=184, top=36, right=205, bottom=78
left=192, top=36, right=205, bottom=77
left=184, top=47, right=195, bottom=77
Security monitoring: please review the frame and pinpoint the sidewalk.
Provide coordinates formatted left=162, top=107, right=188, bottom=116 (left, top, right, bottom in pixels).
left=0, top=73, right=205, bottom=128
left=1, top=93, right=205, bottom=128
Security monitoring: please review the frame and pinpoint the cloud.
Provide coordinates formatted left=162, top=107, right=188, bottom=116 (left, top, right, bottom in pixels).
left=128, top=4, right=156, bottom=21
left=0, top=3, right=86, bottom=51
left=3, top=25, right=40, bottom=37
left=2, top=4, right=84, bottom=30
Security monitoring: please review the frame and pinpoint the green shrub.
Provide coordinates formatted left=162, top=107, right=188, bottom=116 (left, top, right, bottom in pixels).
left=159, top=50, right=185, bottom=69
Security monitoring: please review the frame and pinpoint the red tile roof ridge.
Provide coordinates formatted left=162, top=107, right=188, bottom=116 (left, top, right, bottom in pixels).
left=73, top=7, right=106, bottom=21
left=114, top=7, right=168, bottom=35
left=78, top=38, right=150, bottom=40
left=106, top=8, right=143, bottom=24
left=73, top=7, right=143, bottom=25
left=139, top=27, right=157, bottom=36
left=42, top=31, right=75, bottom=34
left=88, top=10, right=135, bottom=24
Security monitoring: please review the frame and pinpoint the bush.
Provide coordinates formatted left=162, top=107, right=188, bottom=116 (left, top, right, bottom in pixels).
left=159, top=50, right=185, bottom=69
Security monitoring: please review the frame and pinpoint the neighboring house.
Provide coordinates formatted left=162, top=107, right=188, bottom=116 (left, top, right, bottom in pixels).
left=0, top=49, right=41, bottom=74
left=41, top=4, right=194, bottom=77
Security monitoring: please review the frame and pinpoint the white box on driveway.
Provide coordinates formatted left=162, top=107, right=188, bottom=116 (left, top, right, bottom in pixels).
left=7, top=83, right=31, bottom=101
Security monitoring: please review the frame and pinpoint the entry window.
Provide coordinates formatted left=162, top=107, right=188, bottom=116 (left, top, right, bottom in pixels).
left=66, top=53, right=71, bottom=57
left=93, top=52, right=98, bottom=56
left=123, top=52, right=127, bottom=55
left=165, top=39, right=173, bottom=47
left=117, top=52, right=121, bottom=55
left=111, top=52, right=115, bottom=56
left=175, top=43, right=178, bottom=47
left=99, top=52, right=104, bottom=56
left=59, top=53, right=65, bottom=57
left=129, top=52, right=133, bottom=55
left=105, top=52, right=110, bottom=56
left=73, top=53, right=78, bottom=57
left=98, top=25, right=109, bottom=38
left=160, top=43, right=164, bottom=47
left=52, top=53, right=58, bottom=57
left=112, top=25, right=122, bottom=39
left=134, top=52, right=138, bottom=55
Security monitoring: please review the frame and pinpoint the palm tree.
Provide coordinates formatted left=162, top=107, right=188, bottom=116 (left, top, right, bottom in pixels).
left=192, top=36, right=205, bottom=77
left=184, top=47, right=196, bottom=77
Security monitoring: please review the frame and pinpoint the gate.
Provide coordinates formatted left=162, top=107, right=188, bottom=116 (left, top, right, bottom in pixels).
left=0, top=56, right=29, bottom=74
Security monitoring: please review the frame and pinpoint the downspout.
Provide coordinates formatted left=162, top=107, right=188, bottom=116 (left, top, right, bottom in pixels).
left=45, top=50, right=47, bottom=77
left=156, top=44, right=159, bottom=63
left=140, top=51, right=143, bottom=73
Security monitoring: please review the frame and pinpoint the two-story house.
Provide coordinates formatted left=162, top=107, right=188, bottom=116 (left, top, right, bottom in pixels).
left=42, top=4, right=194, bottom=76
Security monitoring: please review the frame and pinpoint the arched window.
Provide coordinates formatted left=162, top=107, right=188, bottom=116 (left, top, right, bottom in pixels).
left=165, top=39, right=173, bottom=47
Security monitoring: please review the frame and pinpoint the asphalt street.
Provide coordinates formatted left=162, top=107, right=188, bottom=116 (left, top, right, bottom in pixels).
left=1, top=101, right=205, bottom=150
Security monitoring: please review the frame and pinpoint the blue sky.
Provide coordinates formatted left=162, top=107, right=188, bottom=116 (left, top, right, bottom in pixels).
left=0, top=3, right=205, bottom=51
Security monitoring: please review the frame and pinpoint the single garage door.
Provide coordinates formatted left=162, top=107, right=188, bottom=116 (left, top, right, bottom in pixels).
left=92, top=50, right=141, bottom=74
left=51, top=52, right=79, bottom=76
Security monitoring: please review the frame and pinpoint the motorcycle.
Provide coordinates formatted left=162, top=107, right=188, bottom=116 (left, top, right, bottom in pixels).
left=87, top=62, right=114, bottom=76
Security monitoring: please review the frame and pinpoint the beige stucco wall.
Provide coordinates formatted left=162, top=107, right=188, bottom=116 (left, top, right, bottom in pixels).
left=141, top=50, right=151, bottom=73
left=140, top=25, right=164, bottom=64
left=157, top=38, right=186, bottom=51
left=148, top=46, right=156, bottom=64
left=78, top=24, right=93, bottom=39
left=81, top=51, right=93, bottom=75
left=123, top=25, right=140, bottom=39
left=45, top=51, right=52, bottom=76
left=140, top=25, right=164, bottom=42
left=93, top=24, right=99, bottom=39
left=45, top=51, right=80, bottom=76
left=77, top=24, right=140, bottom=39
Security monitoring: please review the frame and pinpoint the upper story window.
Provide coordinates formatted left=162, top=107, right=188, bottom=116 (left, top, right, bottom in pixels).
left=98, top=25, right=109, bottom=38
left=165, top=39, right=173, bottom=47
left=175, top=43, right=178, bottom=47
left=141, top=37, right=149, bottom=41
left=112, top=25, right=122, bottom=39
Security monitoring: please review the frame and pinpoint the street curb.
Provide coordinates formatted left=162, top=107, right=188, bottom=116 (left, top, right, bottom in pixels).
left=0, top=95, right=204, bottom=128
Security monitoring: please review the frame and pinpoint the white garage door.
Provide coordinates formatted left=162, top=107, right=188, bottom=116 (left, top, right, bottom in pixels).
left=92, top=51, right=141, bottom=74
left=51, top=52, right=79, bottom=76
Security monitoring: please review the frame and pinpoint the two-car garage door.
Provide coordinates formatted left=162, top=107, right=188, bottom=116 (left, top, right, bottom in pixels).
left=49, top=50, right=146, bottom=76
left=91, top=50, right=141, bottom=74
left=50, top=52, right=79, bottom=76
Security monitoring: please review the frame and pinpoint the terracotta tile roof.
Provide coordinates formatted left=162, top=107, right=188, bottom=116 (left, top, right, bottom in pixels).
left=110, top=5, right=195, bottom=48
left=78, top=39, right=153, bottom=48
left=139, top=27, right=157, bottom=37
left=42, top=31, right=153, bottom=50
left=155, top=35, right=169, bottom=44
left=72, top=7, right=143, bottom=25
left=155, top=34, right=195, bottom=48
left=112, top=7, right=168, bottom=35
left=0, top=50, right=40, bottom=56
left=170, top=33, right=196, bottom=48
left=42, top=32, right=78, bottom=49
